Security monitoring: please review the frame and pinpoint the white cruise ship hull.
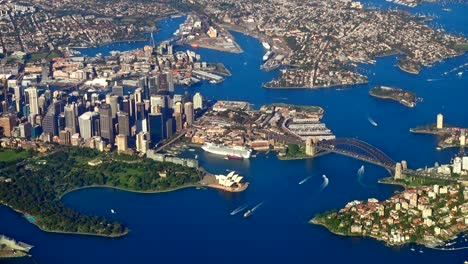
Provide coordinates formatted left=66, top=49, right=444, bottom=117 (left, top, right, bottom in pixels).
left=202, top=144, right=252, bottom=159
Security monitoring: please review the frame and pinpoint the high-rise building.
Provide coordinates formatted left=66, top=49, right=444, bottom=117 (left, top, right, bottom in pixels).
left=41, top=59, right=49, bottom=82
left=42, top=105, right=58, bottom=137
left=436, top=113, right=444, bottom=129
left=174, top=112, right=183, bottom=131
left=109, top=95, right=120, bottom=118
left=99, top=104, right=114, bottom=144
left=174, top=101, right=183, bottom=114
left=460, top=129, right=466, bottom=146
left=134, top=88, right=143, bottom=103
left=184, top=102, right=194, bottom=125
left=116, top=134, right=128, bottom=153
left=193, top=92, right=203, bottom=110
left=18, top=122, right=32, bottom=138
left=136, top=131, right=149, bottom=153
left=148, top=76, right=157, bottom=96
left=25, top=87, right=39, bottom=115
left=79, top=111, right=99, bottom=139
left=148, top=113, right=164, bottom=147
left=165, top=118, right=174, bottom=138
left=453, top=157, right=462, bottom=174
left=112, top=85, right=124, bottom=97
left=167, top=71, right=174, bottom=92
left=59, top=130, right=71, bottom=145
left=64, top=103, right=78, bottom=134
left=0, top=114, right=16, bottom=137
left=117, top=112, right=130, bottom=136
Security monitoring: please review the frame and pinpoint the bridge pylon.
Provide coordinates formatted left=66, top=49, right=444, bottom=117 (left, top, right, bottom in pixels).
left=305, top=138, right=316, bottom=156
left=394, top=161, right=406, bottom=180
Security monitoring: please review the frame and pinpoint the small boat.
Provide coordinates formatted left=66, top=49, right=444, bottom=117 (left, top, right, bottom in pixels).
left=436, top=147, right=442, bottom=151
left=457, top=72, right=463, bottom=77
left=419, top=250, right=423, bottom=253
left=368, top=117, right=378, bottom=127
left=410, top=248, right=415, bottom=251
left=110, top=209, right=115, bottom=214
left=243, top=209, right=253, bottom=218
left=188, top=148, right=196, bottom=152
left=244, top=202, right=264, bottom=218
left=195, top=154, right=198, bottom=159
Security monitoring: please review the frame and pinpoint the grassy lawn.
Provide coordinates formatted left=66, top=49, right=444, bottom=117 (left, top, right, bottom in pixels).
left=0, top=149, right=30, bottom=162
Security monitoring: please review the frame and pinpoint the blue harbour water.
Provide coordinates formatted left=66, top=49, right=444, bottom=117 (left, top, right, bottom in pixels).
left=1, top=2, right=467, bottom=264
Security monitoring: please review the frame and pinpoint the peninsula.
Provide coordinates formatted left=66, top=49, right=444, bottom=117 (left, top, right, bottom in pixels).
left=311, top=182, right=468, bottom=247
left=369, top=86, right=417, bottom=108
left=410, top=114, right=468, bottom=149
left=182, top=0, right=467, bottom=89
left=0, top=145, right=204, bottom=237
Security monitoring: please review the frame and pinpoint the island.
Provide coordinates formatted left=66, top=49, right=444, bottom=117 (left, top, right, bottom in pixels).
left=0, top=145, right=204, bottom=237
left=369, top=86, right=417, bottom=108
left=311, top=181, right=468, bottom=247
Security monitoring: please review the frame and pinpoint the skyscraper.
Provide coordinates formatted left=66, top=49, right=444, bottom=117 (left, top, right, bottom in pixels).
left=79, top=111, right=99, bottom=140
left=116, top=134, right=128, bottom=153
left=184, top=102, right=194, bottom=125
left=174, top=101, right=183, bottom=114
left=64, top=103, right=78, bottom=134
left=112, top=85, right=124, bottom=97
left=99, top=104, right=114, bottom=144
left=174, top=112, right=183, bottom=131
left=25, top=87, right=39, bottom=115
left=109, top=95, right=120, bottom=118
left=193, top=92, right=203, bottom=110
left=0, top=114, right=15, bottom=137
left=148, top=113, right=164, bottom=147
left=117, top=111, right=130, bottom=136
left=436, top=113, right=444, bottom=129
left=136, top=131, right=149, bottom=153
left=42, top=108, right=58, bottom=137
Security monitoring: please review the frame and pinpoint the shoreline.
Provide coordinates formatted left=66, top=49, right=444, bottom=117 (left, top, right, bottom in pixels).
left=369, top=90, right=416, bottom=108
left=263, top=80, right=368, bottom=90
left=0, top=177, right=248, bottom=238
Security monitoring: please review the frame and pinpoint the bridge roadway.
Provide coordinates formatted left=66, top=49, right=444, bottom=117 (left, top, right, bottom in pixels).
left=314, top=138, right=397, bottom=171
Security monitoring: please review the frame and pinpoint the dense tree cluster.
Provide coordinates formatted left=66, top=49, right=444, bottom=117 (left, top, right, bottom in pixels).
left=0, top=146, right=202, bottom=236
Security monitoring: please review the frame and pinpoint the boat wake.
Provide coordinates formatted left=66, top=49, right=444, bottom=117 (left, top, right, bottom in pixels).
left=299, top=176, right=312, bottom=185
left=357, top=165, right=366, bottom=187
left=320, top=175, right=329, bottom=191
left=251, top=201, right=264, bottom=212
left=368, top=116, right=378, bottom=127
left=230, top=203, right=249, bottom=215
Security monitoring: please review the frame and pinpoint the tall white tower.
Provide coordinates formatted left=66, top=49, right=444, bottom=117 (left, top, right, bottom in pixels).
left=193, top=92, right=203, bottom=110
left=436, top=113, right=444, bottom=129
left=25, top=87, right=39, bottom=115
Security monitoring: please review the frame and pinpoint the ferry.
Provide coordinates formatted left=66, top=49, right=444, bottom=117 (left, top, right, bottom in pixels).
left=243, top=209, right=253, bottom=218
left=263, top=51, right=273, bottom=62
left=368, top=117, right=378, bottom=127
left=262, top=42, right=271, bottom=50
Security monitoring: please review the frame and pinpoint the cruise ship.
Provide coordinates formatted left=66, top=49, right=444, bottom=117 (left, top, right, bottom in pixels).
left=202, top=142, right=252, bottom=159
